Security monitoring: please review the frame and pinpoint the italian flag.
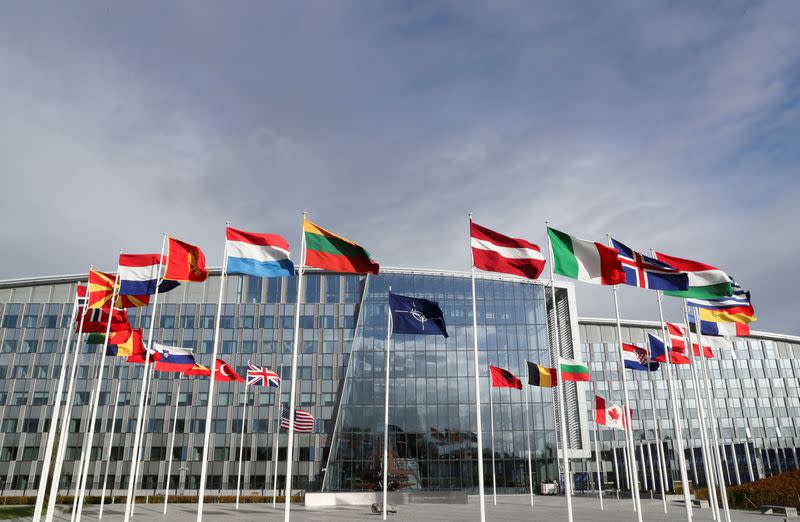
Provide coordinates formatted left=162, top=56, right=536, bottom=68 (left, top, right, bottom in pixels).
left=304, top=220, right=380, bottom=274
left=655, top=252, right=733, bottom=299
left=547, top=227, right=625, bottom=285
left=559, top=357, right=591, bottom=382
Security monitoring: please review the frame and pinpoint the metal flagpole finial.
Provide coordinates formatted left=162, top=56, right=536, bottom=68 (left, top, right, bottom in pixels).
left=226, top=220, right=231, bottom=227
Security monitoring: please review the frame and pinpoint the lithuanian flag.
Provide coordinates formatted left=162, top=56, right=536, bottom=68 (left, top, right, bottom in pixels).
left=303, top=220, right=379, bottom=274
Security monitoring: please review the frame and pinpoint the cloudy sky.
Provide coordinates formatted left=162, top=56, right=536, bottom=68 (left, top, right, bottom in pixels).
left=1, top=2, right=798, bottom=333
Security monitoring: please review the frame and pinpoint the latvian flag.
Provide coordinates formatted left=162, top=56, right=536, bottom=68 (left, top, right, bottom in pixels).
left=281, top=404, right=315, bottom=433
left=470, top=221, right=545, bottom=280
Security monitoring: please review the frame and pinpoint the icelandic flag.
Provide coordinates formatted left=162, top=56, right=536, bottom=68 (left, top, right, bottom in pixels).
left=225, top=227, right=294, bottom=278
left=118, top=254, right=180, bottom=295
left=389, top=293, right=448, bottom=337
left=611, top=239, right=689, bottom=291
left=152, top=343, right=198, bottom=372
left=622, top=343, right=658, bottom=371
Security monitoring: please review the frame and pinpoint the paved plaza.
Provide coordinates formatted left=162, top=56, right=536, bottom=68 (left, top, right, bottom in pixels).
left=47, top=495, right=770, bottom=521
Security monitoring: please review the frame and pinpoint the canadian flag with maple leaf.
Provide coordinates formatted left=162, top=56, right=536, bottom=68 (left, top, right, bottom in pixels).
left=595, top=395, right=630, bottom=431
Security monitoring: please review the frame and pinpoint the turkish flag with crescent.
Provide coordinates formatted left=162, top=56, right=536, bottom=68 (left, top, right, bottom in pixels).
left=215, top=358, right=245, bottom=383
left=164, top=237, right=208, bottom=282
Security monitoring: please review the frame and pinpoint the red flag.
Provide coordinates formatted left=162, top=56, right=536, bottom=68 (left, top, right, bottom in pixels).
left=489, top=365, right=522, bottom=389
left=164, top=237, right=208, bottom=282
left=76, top=308, right=130, bottom=333
left=215, top=359, right=245, bottom=383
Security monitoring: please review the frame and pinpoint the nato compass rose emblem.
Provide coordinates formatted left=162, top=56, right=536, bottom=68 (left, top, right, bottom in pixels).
left=398, top=302, right=430, bottom=331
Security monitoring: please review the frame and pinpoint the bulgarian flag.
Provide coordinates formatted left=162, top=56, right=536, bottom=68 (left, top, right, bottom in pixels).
left=304, top=220, right=379, bottom=274
left=559, top=357, right=591, bottom=382
left=655, top=251, right=733, bottom=299
left=547, top=227, right=625, bottom=285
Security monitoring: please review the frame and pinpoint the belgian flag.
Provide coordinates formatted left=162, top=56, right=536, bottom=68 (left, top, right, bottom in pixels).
left=527, top=361, right=557, bottom=388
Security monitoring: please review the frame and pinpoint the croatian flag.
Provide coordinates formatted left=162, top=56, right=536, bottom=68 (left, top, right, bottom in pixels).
left=611, top=239, right=689, bottom=291
left=152, top=343, right=198, bottom=372
left=118, top=254, right=180, bottom=295
left=622, top=342, right=658, bottom=371
left=225, top=227, right=294, bottom=278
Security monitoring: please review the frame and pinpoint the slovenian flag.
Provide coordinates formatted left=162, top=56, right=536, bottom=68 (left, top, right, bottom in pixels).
left=152, top=343, right=198, bottom=372
left=118, top=254, right=179, bottom=295
left=225, top=227, right=294, bottom=278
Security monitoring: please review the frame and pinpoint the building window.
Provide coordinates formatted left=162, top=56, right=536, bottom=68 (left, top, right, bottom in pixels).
left=322, top=393, right=337, bottom=406
left=21, top=447, right=38, bottom=461
left=32, top=392, right=48, bottom=406
left=12, top=392, right=27, bottom=406
left=11, top=366, right=27, bottom=378
left=22, top=418, right=38, bottom=433
left=41, top=340, right=58, bottom=353
left=300, top=393, right=316, bottom=406
left=0, top=447, right=16, bottom=461
left=213, top=447, right=229, bottom=461
left=156, top=393, right=171, bottom=406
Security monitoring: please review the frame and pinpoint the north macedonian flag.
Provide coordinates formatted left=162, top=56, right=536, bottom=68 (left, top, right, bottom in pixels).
left=303, top=219, right=379, bottom=274
left=164, top=237, right=208, bottom=282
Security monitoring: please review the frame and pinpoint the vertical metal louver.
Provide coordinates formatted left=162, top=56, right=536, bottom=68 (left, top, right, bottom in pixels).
left=546, top=286, right=584, bottom=452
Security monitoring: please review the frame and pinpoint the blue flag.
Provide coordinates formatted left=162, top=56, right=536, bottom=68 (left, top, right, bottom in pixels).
left=389, top=293, right=448, bottom=338
left=611, top=238, right=689, bottom=291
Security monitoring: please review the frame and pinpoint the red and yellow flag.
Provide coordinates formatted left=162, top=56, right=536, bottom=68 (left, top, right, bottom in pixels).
left=88, top=270, right=150, bottom=309
left=163, top=237, right=208, bottom=282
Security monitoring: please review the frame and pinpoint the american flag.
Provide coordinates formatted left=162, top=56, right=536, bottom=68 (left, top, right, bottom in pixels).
left=246, top=364, right=280, bottom=387
left=280, top=404, right=315, bottom=433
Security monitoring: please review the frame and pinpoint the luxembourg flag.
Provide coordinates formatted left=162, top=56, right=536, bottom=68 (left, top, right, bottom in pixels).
left=118, top=254, right=180, bottom=295
left=152, top=343, right=198, bottom=372
left=225, top=227, right=294, bottom=278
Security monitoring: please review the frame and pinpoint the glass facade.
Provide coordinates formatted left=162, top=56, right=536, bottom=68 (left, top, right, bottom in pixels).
left=322, top=272, right=556, bottom=493
left=0, top=270, right=796, bottom=496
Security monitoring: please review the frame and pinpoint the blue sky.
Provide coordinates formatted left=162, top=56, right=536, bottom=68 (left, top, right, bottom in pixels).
left=1, top=1, right=798, bottom=333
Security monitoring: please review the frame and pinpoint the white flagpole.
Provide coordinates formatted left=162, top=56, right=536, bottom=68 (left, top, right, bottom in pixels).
left=468, top=214, right=487, bottom=522
left=99, top=380, right=122, bottom=519
left=163, top=375, right=182, bottom=514
left=646, top=442, right=655, bottom=495
left=131, top=369, right=156, bottom=515
left=681, top=305, right=718, bottom=521
left=33, top=288, right=80, bottom=522
left=124, top=233, right=168, bottom=522
left=236, top=368, right=250, bottom=510
left=647, top=369, right=668, bottom=513
left=75, top=261, right=123, bottom=522
left=284, top=212, right=307, bottom=522
left=46, top=273, right=92, bottom=522
left=197, top=223, right=231, bottom=522
left=382, top=290, right=392, bottom=520
left=72, top=358, right=101, bottom=522
left=488, top=371, right=497, bottom=505
left=271, top=364, right=284, bottom=508
left=653, top=285, right=692, bottom=521
left=524, top=386, right=535, bottom=507
left=692, top=309, right=731, bottom=522
left=612, top=443, right=620, bottom=498
left=544, top=221, right=573, bottom=522
left=640, top=444, right=648, bottom=490
left=606, top=235, right=642, bottom=522
left=592, top=415, right=604, bottom=509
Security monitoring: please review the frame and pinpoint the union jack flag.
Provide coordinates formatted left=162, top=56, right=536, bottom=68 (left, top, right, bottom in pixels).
left=611, top=239, right=689, bottom=291
left=246, top=363, right=280, bottom=387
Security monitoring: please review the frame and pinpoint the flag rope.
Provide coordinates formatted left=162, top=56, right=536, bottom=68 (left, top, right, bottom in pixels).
left=545, top=221, right=573, bottom=522
left=98, top=380, right=122, bottom=518
left=284, top=212, right=307, bottom=522
left=124, top=234, right=168, bottom=522
left=196, top=223, right=231, bottom=522
left=469, top=214, right=487, bottom=522
left=163, top=375, right=182, bottom=514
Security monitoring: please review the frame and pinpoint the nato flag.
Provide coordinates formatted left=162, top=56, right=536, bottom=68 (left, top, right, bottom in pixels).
left=389, top=292, right=448, bottom=338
